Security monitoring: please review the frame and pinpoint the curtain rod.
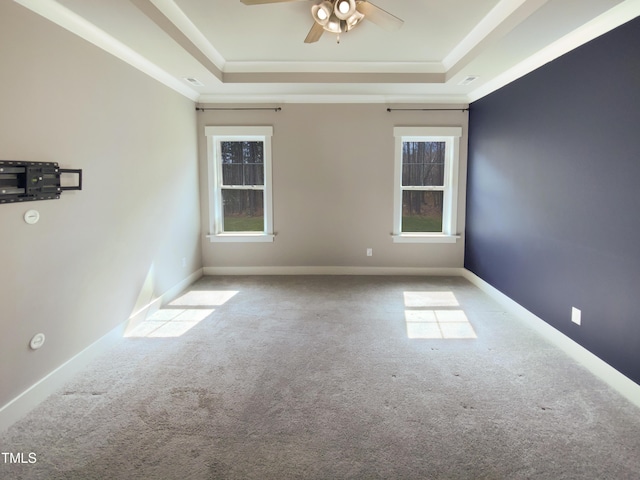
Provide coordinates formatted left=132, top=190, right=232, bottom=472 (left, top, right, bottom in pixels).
left=196, top=107, right=282, bottom=112
left=196, top=107, right=466, bottom=112
left=387, top=108, right=469, bottom=112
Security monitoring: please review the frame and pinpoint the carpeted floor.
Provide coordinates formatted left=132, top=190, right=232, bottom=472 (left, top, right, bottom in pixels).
left=2, top=275, right=639, bottom=479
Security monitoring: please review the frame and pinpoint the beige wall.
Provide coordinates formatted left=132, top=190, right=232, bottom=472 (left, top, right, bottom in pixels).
left=198, top=103, right=468, bottom=269
left=0, top=3, right=201, bottom=407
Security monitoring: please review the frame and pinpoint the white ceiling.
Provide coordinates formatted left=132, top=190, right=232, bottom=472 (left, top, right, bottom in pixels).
left=14, top=0, right=640, bottom=104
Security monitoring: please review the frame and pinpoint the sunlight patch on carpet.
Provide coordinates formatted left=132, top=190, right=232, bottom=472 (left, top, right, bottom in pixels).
left=403, top=291, right=459, bottom=307
left=403, top=291, right=476, bottom=339
left=169, top=290, right=239, bottom=307
left=125, top=290, right=238, bottom=338
left=125, top=308, right=215, bottom=338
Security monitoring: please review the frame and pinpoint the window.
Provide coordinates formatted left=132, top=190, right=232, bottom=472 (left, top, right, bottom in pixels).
left=393, top=127, right=462, bottom=243
left=206, top=126, right=274, bottom=242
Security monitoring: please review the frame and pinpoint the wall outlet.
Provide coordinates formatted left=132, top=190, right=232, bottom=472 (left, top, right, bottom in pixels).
left=182, top=257, right=187, bottom=268
left=571, top=307, right=581, bottom=325
left=366, top=248, right=373, bottom=257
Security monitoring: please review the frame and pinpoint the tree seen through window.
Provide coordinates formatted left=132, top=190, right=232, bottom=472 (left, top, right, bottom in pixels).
left=221, top=141, right=265, bottom=232
left=401, top=141, right=445, bottom=232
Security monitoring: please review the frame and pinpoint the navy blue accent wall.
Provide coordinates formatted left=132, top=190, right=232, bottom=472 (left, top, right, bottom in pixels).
left=465, top=17, right=640, bottom=384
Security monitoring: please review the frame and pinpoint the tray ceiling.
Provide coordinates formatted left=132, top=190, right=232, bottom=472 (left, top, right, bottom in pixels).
left=13, top=0, right=640, bottom=103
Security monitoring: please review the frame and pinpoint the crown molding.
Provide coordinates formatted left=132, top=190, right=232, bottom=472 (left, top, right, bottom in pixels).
left=223, top=61, right=445, bottom=74
left=146, top=0, right=227, bottom=70
left=221, top=71, right=446, bottom=84
left=467, top=0, right=640, bottom=102
left=14, top=0, right=199, bottom=101
left=197, top=93, right=470, bottom=105
left=443, top=0, right=549, bottom=76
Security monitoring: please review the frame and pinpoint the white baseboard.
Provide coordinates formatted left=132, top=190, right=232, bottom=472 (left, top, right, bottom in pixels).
left=0, top=268, right=204, bottom=433
left=203, top=266, right=465, bottom=276
left=461, top=269, right=640, bottom=409
left=3, top=266, right=636, bottom=433
left=0, top=321, right=126, bottom=433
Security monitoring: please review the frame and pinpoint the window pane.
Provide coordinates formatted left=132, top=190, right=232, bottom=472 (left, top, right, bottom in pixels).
left=222, top=163, right=243, bottom=185
left=243, top=163, right=264, bottom=186
left=402, top=141, right=445, bottom=186
left=402, top=190, right=443, bottom=232
left=221, top=141, right=264, bottom=186
left=222, top=189, right=264, bottom=232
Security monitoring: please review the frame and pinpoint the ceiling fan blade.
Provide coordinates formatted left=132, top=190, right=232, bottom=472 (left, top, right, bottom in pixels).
left=241, top=0, right=304, bottom=5
left=356, top=1, right=404, bottom=31
left=304, top=22, right=324, bottom=43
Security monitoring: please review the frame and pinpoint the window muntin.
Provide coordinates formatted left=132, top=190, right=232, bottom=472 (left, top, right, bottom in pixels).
left=206, top=126, right=273, bottom=242
left=393, top=127, right=461, bottom=242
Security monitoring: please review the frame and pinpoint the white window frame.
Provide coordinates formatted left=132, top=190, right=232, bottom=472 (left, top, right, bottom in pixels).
left=205, top=126, right=274, bottom=243
left=392, top=126, right=462, bottom=243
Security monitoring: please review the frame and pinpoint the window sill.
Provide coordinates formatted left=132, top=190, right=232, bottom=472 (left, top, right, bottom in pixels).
left=392, top=234, right=460, bottom=244
left=207, top=233, right=275, bottom=243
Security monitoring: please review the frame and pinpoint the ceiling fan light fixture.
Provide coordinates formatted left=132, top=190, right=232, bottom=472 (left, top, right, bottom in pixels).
left=345, top=10, right=364, bottom=29
left=325, top=13, right=343, bottom=33
left=306, top=0, right=403, bottom=42
left=334, top=0, right=356, bottom=20
left=311, top=1, right=332, bottom=25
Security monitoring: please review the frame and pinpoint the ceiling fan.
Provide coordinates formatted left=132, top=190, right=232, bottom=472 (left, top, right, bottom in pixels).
left=240, top=0, right=404, bottom=43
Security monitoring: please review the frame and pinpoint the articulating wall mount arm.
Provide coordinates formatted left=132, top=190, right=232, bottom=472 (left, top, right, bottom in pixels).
left=0, top=161, right=82, bottom=204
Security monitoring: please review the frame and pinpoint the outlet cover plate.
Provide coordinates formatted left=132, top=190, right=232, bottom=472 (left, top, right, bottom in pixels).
left=571, top=307, right=581, bottom=325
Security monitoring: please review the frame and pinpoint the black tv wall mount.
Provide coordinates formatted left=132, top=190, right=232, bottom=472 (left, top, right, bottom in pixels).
left=0, top=161, right=82, bottom=204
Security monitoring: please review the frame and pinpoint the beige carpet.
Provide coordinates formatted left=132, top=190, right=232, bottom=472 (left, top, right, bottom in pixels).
left=2, top=275, right=639, bottom=479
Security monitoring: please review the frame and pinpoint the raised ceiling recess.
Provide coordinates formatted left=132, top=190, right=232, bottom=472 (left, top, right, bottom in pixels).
left=13, top=0, right=639, bottom=103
